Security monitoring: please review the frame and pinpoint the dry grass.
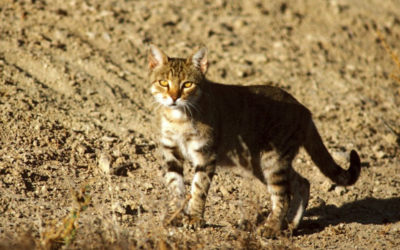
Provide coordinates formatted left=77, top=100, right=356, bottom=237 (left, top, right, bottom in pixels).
left=39, top=185, right=91, bottom=250
left=377, top=30, right=400, bottom=85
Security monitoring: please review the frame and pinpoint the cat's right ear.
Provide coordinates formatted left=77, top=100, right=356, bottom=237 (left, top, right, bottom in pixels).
left=148, top=43, right=168, bottom=71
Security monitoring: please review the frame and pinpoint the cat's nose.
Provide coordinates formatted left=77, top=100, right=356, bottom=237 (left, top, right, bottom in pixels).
left=171, top=95, right=179, bottom=102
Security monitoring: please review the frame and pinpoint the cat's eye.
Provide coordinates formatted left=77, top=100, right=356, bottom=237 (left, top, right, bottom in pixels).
left=159, top=80, right=169, bottom=87
left=183, top=82, right=193, bottom=88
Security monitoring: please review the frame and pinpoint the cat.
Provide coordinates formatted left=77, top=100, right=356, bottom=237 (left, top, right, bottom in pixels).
left=147, top=43, right=361, bottom=238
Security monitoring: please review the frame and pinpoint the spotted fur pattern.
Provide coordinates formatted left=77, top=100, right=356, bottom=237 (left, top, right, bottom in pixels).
left=148, top=44, right=361, bottom=237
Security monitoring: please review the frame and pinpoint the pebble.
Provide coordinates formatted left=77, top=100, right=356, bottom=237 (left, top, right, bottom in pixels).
left=322, top=180, right=333, bottom=192
left=375, top=151, right=386, bottom=159
left=383, top=133, right=398, bottom=144
left=236, top=65, right=255, bottom=78
left=100, top=136, right=118, bottom=142
left=76, top=144, right=87, bottom=154
left=34, top=123, right=42, bottom=131
left=102, top=32, right=111, bottom=42
left=219, top=186, right=230, bottom=197
left=114, top=157, right=126, bottom=167
left=244, top=54, right=267, bottom=64
left=98, top=153, right=111, bottom=174
left=391, top=221, right=400, bottom=232
left=313, top=197, right=326, bottom=209
left=143, top=182, right=154, bottom=191
left=334, top=186, right=347, bottom=196
left=112, top=202, right=125, bottom=214
left=113, top=149, right=122, bottom=157
left=331, top=151, right=348, bottom=163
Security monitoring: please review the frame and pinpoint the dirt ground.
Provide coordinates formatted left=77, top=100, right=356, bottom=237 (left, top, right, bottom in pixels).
left=1, top=0, right=400, bottom=249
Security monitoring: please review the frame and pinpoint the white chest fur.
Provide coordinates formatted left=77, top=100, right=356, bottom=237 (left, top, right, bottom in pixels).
left=161, top=115, right=209, bottom=166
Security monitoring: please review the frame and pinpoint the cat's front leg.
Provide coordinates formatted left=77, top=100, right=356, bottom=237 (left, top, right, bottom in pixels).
left=161, top=141, right=186, bottom=226
left=185, top=163, right=216, bottom=229
left=184, top=141, right=216, bottom=229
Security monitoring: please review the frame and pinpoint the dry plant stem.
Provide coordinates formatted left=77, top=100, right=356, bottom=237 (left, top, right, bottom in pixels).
left=106, top=173, right=120, bottom=242
left=164, top=195, right=192, bottom=227
left=377, top=30, right=400, bottom=84
left=380, top=117, right=400, bottom=136
left=39, top=185, right=90, bottom=250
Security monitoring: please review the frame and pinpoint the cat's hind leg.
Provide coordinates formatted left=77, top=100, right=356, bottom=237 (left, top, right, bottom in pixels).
left=287, top=169, right=310, bottom=231
left=258, top=151, right=291, bottom=238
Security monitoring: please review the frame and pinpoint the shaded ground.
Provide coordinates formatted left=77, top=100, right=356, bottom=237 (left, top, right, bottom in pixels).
left=1, top=0, right=400, bottom=249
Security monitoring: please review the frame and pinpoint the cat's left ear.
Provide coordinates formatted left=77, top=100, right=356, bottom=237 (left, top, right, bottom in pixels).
left=188, top=45, right=208, bottom=74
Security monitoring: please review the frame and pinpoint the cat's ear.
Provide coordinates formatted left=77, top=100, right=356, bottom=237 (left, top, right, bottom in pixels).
left=148, top=43, right=168, bottom=71
left=188, top=45, right=208, bottom=74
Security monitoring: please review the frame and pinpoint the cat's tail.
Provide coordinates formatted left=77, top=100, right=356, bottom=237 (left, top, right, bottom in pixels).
left=303, top=121, right=361, bottom=186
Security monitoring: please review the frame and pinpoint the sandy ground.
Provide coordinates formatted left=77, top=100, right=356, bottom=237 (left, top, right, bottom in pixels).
left=1, top=0, right=400, bottom=249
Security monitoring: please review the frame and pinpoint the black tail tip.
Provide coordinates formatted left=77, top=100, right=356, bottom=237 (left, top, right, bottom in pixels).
left=348, top=150, right=361, bottom=185
left=350, top=150, right=361, bottom=167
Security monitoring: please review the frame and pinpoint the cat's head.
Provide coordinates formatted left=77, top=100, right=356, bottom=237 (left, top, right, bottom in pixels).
left=148, top=44, right=208, bottom=110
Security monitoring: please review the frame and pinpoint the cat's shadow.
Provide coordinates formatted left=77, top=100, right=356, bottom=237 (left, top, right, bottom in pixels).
left=295, top=197, right=400, bottom=236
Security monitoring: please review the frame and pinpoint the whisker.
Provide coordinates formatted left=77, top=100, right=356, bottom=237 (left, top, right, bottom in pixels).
left=187, top=102, right=202, bottom=119
left=184, top=104, right=194, bottom=118
left=152, top=103, right=163, bottom=113
left=149, top=100, right=161, bottom=106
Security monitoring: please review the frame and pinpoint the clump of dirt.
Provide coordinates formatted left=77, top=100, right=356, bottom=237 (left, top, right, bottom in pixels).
left=1, top=0, right=399, bottom=249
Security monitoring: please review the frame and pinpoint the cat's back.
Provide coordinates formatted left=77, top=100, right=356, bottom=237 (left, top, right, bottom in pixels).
left=207, top=82, right=312, bottom=167
left=209, top=82, right=310, bottom=116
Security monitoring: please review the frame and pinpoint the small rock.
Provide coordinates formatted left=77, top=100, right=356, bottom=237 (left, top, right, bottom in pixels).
left=115, top=157, right=125, bottom=166
left=102, top=32, right=111, bottom=42
left=383, top=133, right=398, bottom=144
left=226, top=184, right=235, bottom=193
left=219, top=186, right=230, bottom=197
left=34, top=123, right=42, bottom=131
left=163, top=13, right=180, bottom=26
left=236, top=65, right=255, bottom=78
left=233, top=19, right=246, bottom=29
left=144, top=182, right=154, bottom=191
left=334, top=186, right=347, bottom=196
left=391, top=221, right=400, bottom=232
left=322, top=180, right=333, bottom=192
left=331, top=151, right=348, bottom=162
left=100, top=136, right=118, bottom=142
left=244, top=54, right=267, bottom=64
left=98, top=153, right=111, bottom=174
left=372, top=144, right=382, bottom=152
left=86, top=32, right=95, bottom=39
left=313, top=197, right=326, bottom=209
left=112, top=202, right=125, bottom=214
left=375, top=150, right=387, bottom=159
left=113, top=149, right=122, bottom=157
left=76, top=144, right=87, bottom=154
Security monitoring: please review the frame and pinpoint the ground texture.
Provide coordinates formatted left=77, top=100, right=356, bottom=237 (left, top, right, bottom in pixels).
left=1, top=0, right=400, bottom=249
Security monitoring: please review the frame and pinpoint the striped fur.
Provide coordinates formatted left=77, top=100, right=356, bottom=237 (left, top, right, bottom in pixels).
left=148, top=44, right=361, bottom=237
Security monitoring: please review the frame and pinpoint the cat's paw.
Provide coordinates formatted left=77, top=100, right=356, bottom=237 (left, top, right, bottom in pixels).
left=183, top=214, right=205, bottom=230
left=257, top=225, right=280, bottom=239
left=237, top=218, right=254, bottom=231
left=164, top=211, right=184, bottom=227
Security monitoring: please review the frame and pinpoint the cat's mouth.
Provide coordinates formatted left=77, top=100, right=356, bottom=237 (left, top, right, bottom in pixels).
left=168, top=103, right=180, bottom=109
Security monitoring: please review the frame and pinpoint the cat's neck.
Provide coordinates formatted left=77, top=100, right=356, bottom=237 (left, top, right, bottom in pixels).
left=163, top=107, right=191, bottom=122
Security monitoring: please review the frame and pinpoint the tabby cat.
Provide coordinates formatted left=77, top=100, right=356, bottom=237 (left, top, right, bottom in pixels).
left=148, top=43, right=361, bottom=238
